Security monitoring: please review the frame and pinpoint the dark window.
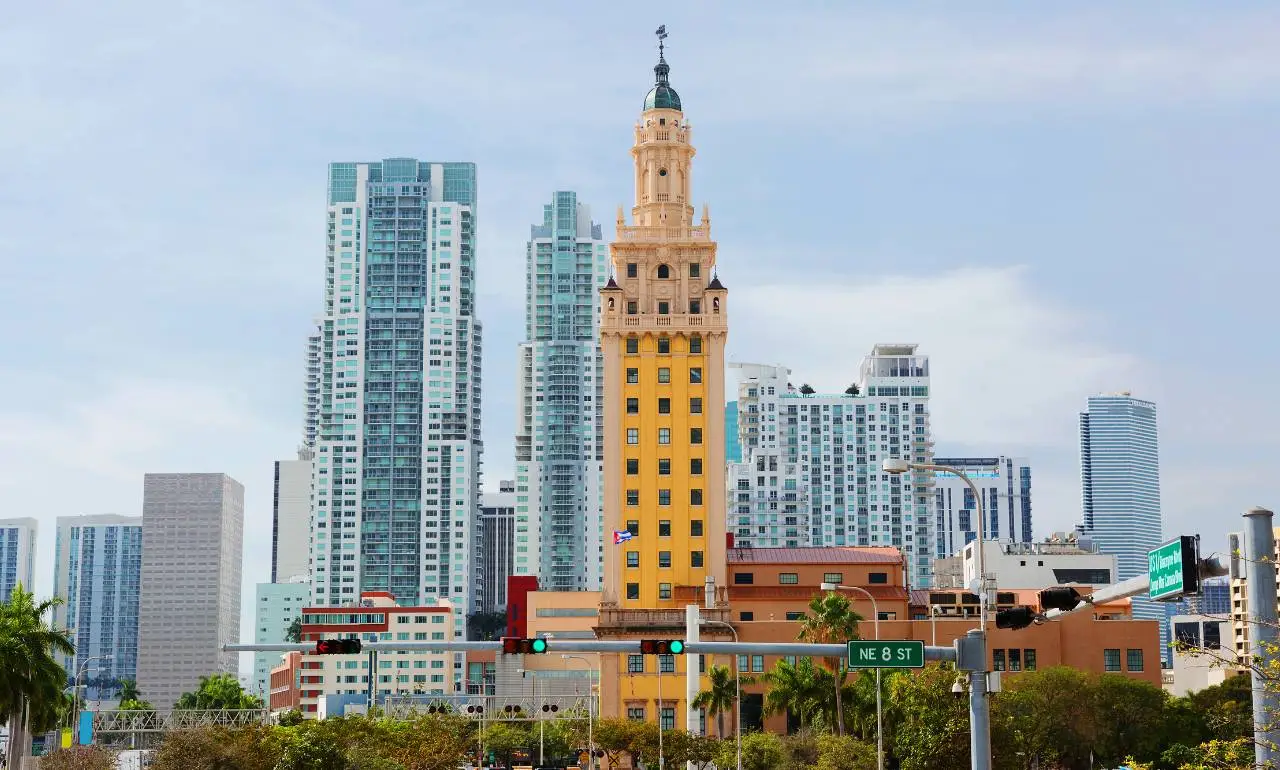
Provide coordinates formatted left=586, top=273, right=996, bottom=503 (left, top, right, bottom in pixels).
left=626, top=337, right=638, bottom=354
left=659, top=489, right=671, bottom=506
left=627, top=368, right=639, bottom=384
left=1052, top=568, right=1111, bottom=584
left=658, top=398, right=671, bottom=414
left=690, top=367, right=703, bottom=383
left=626, top=301, right=638, bottom=315
left=689, top=335, right=702, bottom=353
left=626, top=263, right=637, bottom=278
left=1203, top=623, right=1222, bottom=649
left=1024, top=649, right=1037, bottom=671
left=626, top=583, right=640, bottom=600
left=658, top=337, right=670, bottom=354
left=1104, top=649, right=1121, bottom=672
left=658, top=367, right=671, bottom=383
left=690, top=458, right=703, bottom=475
left=658, top=551, right=671, bottom=568
left=691, top=551, right=704, bottom=568
left=690, top=489, right=703, bottom=505
left=993, top=649, right=1006, bottom=671
left=626, top=490, right=639, bottom=506
left=868, top=572, right=888, bottom=584
left=659, top=520, right=671, bottom=537
left=823, top=572, right=844, bottom=584
left=627, top=398, right=639, bottom=414
left=1126, top=649, right=1144, bottom=672
left=779, top=573, right=798, bottom=585
left=1174, top=622, right=1201, bottom=648
left=626, top=551, right=639, bottom=568
left=626, top=520, right=639, bottom=535
left=690, top=300, right=701, bottom=314
left=739, top=611, right=754, bottom=621
left=658, top=301, right=670, bottom=315
left=1009, top=648, right=1022, bottom=671
left=733, top=572, right=754, bottom=585
left=689, top=263, right=700, bottom=278
left=785, top=612, right=804, bottom=621
left=626, top=459, right=639, bottom=475
left=690, top=520, right=703, bottom=536
left=690, top=428, right=703, bottom=444
left=628, top=656, right=644, bottom=674
left=658, top=459, right=671, bottom=475
left=657, top=264, right=670, bottom=279
left=690, top=397, right=703, bottom=414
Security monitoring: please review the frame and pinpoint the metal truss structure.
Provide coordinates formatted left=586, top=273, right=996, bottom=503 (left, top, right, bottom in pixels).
left=93, top=709, right=270, bottom=740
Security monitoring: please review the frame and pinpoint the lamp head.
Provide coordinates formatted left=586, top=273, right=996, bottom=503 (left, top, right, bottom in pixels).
left=882, top=458, right=911, bottom=474
left=819, top=582, right=838, bottom=591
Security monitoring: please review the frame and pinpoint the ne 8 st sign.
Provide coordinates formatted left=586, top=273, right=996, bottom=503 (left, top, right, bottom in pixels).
left=1148, top=536, right=1200, bottom=601
left=847, top=640, right=926, bottom=668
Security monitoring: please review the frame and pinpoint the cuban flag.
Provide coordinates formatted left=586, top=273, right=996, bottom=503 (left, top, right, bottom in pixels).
left=613, top=530, right=634, bottom=544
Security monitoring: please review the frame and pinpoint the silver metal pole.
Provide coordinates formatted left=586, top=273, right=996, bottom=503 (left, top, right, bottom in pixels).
left=831, top=584, right=882, bottom=770
left=968, top=634, right=992, bottom=770
left=1244, top=506, right=1278, bottom=769
left=701, top=619, right=742, bottom=770
left=657, top=664, right=664, bottom=770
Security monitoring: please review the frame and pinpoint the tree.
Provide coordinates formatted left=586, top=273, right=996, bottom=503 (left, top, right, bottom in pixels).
left=816, top=733, right=877, bottom=770
left=285, top=617, right=302, bottom=644
left=465, top=611, right=507, bottom=641
left=799, top=384, right=816, bottom=395
left=151, top=726, right=280, bottom=770
left=117, top=678, right=140, bottom=704
left=1186, top=672, right=1251, bottom=741
left=38, top=746, right=116, bottom=770
left=1090, top=673, right=1175, bottom=768
left=761, top=657, right=834, bottom=730
left=995, top=666, right=1097, bottom=770
left=0, top=585, right=76, bottom=733
left=844, top=383, right=860, bottom=396
left=692, top=664, right=748, bottom=738
left=173, top=673, right=264, bottom=710
left=481, top=720, right=531, bottom=767
left=375, top=714, right=476, bottom=770
left=685, top=734, right=722, bottom=769
left=714, top=731, right=784, bottom=770
left=593, top=718, right=638, bottom=769
left=797, top=591, right=862, bottom=735
left=889, top=664, right=970, bottom=770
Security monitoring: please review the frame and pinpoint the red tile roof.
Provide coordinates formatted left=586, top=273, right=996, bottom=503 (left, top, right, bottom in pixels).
left=726, top=546, right=903, bottom=565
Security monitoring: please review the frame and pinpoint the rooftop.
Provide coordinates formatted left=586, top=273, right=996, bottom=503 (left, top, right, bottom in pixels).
left=727, top=546, right=902, bottom=565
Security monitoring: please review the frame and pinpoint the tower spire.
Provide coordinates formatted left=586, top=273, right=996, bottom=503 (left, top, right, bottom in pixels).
left=655, top=25, right=669, bottom=85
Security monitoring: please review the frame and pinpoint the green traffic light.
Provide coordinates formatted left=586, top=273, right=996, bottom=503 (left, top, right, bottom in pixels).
left=669, top=640, right=684, bottom=654
left=531, top=638, right=547, bottom=653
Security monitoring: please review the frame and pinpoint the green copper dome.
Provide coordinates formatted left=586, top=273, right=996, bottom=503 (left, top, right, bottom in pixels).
left=644, top=54, right=682, bottom=111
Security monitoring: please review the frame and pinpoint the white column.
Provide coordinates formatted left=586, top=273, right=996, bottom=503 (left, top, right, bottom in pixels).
left=685, top=604, right=700, bottom=734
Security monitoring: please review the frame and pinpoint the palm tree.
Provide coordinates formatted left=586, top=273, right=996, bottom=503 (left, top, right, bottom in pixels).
left=760, top=657, right=832, bottom=730
left=799, top=384, right=816, bottom=395
left=797, top=591, right=862, bottom=735
left=691, top=664, right=753, bottom=738
left=0, top=585, right=76, bottom=738
left=844, top=383, right=860, bottom=396
left=117, top=679, right=140, bottom=704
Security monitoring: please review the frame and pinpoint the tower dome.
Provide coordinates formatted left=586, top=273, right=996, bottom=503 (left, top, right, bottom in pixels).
left=643, top=34, right=681, bottom=111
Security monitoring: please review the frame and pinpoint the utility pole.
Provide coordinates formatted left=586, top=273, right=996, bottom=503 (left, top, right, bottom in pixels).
left=1244, top=506, right=1278, bottom=769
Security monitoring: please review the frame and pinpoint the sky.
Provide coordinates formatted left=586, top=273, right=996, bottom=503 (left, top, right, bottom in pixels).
left=2, top=1, right=1278, bottom=663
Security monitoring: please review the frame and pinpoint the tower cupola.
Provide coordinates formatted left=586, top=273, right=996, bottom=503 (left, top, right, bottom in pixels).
left=643, top=26, right=682, bottom=112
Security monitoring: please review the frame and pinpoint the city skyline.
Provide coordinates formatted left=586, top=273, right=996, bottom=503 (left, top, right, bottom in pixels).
left=4, top=4, right=1277, bottom=654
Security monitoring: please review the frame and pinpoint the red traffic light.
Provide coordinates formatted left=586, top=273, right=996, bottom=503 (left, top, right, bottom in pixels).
left=315, top=638, right=363, bottom=655
left=639, top=639, right=686, bottom=655
left=501, top=636, right=548, bottom=654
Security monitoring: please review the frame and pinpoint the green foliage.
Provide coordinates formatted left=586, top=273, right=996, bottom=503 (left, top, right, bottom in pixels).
left=796, top=591, right=862, bottom=735
left=692, top=663, right=749, bottom=738
left=284, top=616, right=302, bottom=644
left=844, top=383, right=861, bottom=396
left=117, top=678, right=140, bottom=704
left=0, top=584, right=76, bottom=732
left=174, top=673, right=264, bottom=711
left=276, top=708, right=304, bottom=726
left=465, top=611, right=507, bottom=641
left=890, top=664, right=970, bottom=770
left=151, top=725, right=280, bottom=770
left=721, top=730, right=785, bottom=770
left=816, top=732, right=877, bottom=770
left=762, top=656, right=837, bottom=730
left=799, top=384, right=816, bottom=394
left=38, top=746, right=116, bottom=770
left=1186, top=673, right=1252, bottom=741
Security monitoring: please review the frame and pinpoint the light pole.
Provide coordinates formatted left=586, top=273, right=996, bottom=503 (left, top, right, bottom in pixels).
left=699, top=619, right=742, bottom=770
left=656, top=658, right=664, bottom=770
left=73, top=654, right=112, bottom=744
left=562, top=655, right=597, bottom=770
left=819, top=582, right=883, bottom=770
left=883, top=457, right=991, bottom=770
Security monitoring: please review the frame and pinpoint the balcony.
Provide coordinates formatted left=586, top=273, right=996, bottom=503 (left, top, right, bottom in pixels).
left=595, top=605, right=729, bottom=632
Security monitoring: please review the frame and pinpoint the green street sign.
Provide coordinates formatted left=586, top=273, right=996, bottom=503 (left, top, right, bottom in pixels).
left=847, top=640, right=925, bottom=668
left=1149, top=536, right=1199, bottom=601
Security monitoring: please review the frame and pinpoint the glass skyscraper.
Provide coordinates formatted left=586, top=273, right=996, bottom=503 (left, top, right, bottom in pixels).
left=513, top=192, right=608, bottom=591
left=52, top=515, right=142, bottom=701
left=0, top=517, right=37, bottom=603
left=309, top=159, right=482, bottom=646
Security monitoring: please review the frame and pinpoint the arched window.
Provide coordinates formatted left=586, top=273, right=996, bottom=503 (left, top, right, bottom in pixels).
left=657, top=264, right=670, bottom=279
left=607, top=297, right=615, bottom=310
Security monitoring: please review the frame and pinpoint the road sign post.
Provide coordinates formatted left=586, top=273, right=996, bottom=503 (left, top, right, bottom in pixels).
left=847, top=640, right=926, bottom=669
left=1148, top=536, right=1200, bottom=601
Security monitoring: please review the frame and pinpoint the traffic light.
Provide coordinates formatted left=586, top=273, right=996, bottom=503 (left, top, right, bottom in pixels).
left=1039, top=586, right=1083, bottom=612
left=995, top=606, right=1038, bottom=631
left=639, top=639, right=685, bottom=655
left=314, top=638, right=363, bottom=654
left=501, top=636, right=548, bottom=654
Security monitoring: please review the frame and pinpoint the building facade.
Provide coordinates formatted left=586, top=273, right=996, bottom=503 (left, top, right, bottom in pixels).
left=309, top=159, right=482, bottom=655
left=1168, top=614, right=1234, bottom=697
left=52, top=515, right=142, bottom=701
left=478, top=481, right=516, bottom=612
left=0, top=517, right=37, bottom=602
left=137, top=473, right=244, bottom=710
left=1078, top=393, right=1165, bottom=652
left=936, top=536, right=1115, bottom=590
left=726, top=350, right=937, bottom=588
left=513, top=192, right=608, bottom=591
left=253, top=578, right=311, bottom=699
left=932, top=456, right=1032, bottom=559
left=273, top=448, right=313, bottom=582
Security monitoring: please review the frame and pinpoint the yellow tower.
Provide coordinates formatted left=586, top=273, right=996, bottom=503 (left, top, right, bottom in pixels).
left=596, top=32, right=730, bottom=725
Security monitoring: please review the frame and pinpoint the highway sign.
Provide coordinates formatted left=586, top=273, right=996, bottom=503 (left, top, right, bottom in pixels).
left=847, top=640, right=925, bottom=668
left=1149, top=536, right=1200, bottom=601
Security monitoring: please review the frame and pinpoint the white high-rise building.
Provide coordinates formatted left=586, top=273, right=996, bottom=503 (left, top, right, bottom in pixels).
left=513, top=192, right=608, bottom=592
left=931, top=456, right=1033, bottom=559
left=0, top=517, right=37, bottom=602
left=273, top=448, right=313, bottom=582
left=309, top=160, right=482, bottom=673
left=252, top=577, right=309, bottom=699
left=727, top=344, right=937, bottom=587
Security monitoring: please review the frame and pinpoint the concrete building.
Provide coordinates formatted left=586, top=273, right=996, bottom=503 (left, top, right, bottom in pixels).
left=304, top=321, right=322, bottom=449
left=726, top=350, right=937, bottom=588
left=1229, top=528, right=1280, bottom=664
left=513, top=192, right=608, bottom=592
left=1168, top=614, right=1235, bottom=697
left=137, top=473, right=244, bottom=710
left=287, top=592, right=455, bottom=717
left=931, top=456, right=1032, bottom=559
left=478, top=481, right=516, bottom=613
left=0, top=517, right=37, bottom=602
left=1190, top=577, right=1230, bottom=616
left=52, top=515, right=142, bottom=701
left=273, top=448, right=313, bottom=582
left=1078, top=392, right=1165, bottom=655
left=309, top=159, right=482, bottom=665
left=933, top=535, right=1116, bottom=590
left=253, top=578, right=310, bottom=699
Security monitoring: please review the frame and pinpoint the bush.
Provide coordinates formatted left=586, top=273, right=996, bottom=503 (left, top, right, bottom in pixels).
left=38, top=746, right=116, bottom=770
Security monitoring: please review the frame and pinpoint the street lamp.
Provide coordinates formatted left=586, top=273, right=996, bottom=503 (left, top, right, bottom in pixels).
left=883, top=457, right=992, bottom=770
left=73, top=654, right=112, bottom=744
left=699, top=619, right=742, bottom=770
left=819, top=582, right=884, bottom=770
left=562, top=655, right=597, bottom=770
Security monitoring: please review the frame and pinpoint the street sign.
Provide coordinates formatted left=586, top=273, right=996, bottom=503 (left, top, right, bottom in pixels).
left=847, top=640, right=926, bottom=668
left=1149, top=536, right=1200, bottom=601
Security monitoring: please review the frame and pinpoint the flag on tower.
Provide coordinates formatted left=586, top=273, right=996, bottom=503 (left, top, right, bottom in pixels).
left=613, top=530, right=634, bottom=545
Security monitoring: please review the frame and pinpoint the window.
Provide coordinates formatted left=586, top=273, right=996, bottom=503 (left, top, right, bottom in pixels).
left=659, top=520, right=671, bottom=536
left=690, top=300, right=701, bottom=314
left=658, top=458, right=671, bottom=475
left=627, top=368, right=639, bottom=384
left=626, top=551, right=639, bottom=568
left=627, top=706, right=645, bottom=720
left=657, top=264, right=670, bottom=279
left=627, top=583, right=640, bottom=600
left=1104, top=648, right=1121, bottom=672
left=626, top=521, right=639, bottom=535
left=659, top=655, right=675, bottom=673
left=691, top=551, right=704, bottom=567
left=1126, top=649, right=1144, bottom=672
left=690, top=520, right=704, bottom=536
left=690, top=428, right=703, bottom=444
left=658, top=301, right=670, bottom=315
left=627, top=398, right=639, bottom=414
left=628, top=656, right=644, bottom=674
left=690, top=489, right=703, bottom=505
left=626, top=263, right=637, bottom=278
left=690, top=458, right=703, bottom=475
left=690, top=397, right=703, bottom=414
left=785, top=611, right=804, bottom=621
left=993, top=649, right=1006, bottom=671
left=689, top=263, right=700, bottom=278
left=658, top=338, right=671, bottom=354
left=690, top=367, right=703, bottom=383
left=659, top=428, right=671, bottom=444
left=734, top=572, right=754, bottom=585
left=658, top=367, right=671, bottom=383
left=660, top=707, right=675, bottom=730
left=779, top=573, right=799, bottom=585
left=739, top=611, right=754, bottom=621
left=626, top=301, right=638, bottom=314
left=626, top=337, right=639, bottom=354
left=1008, top=648, right=1022, bottom=671
left=626, top=459, right=639, bottom=475
left=659, top=583, right=672, bottom=600
left=659, top=489, right=671, bottom=506
left=626, top=490, right=639, bottom=506
left=823, top=573, right=844, bottom=585
left=1024, top=649, right=1037, bottom=671
left=627, top=428, right=639, bottom=445
left=751, top=656, right=764, bottom=673
left=689, top=335, right=702, bottom=353
left=868, top=572, right=888, bottom=584
left=658, top=398, right=671, bottom=414
left=658, top=551, right=671, bottom=568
